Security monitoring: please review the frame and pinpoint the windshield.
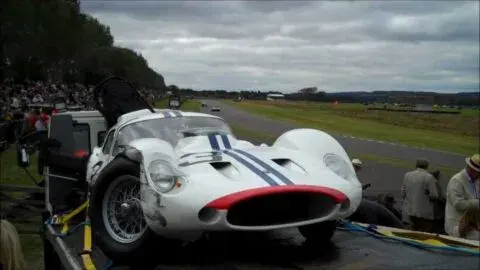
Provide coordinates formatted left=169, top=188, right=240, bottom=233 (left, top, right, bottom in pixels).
left=114, top=116, right=232, bottom=150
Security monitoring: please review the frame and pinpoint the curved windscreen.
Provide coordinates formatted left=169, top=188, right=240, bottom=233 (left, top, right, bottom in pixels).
left=114, top=116, right=232, bottom=149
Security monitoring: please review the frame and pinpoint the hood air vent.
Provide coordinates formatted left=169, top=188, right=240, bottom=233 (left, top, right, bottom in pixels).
left=271, top=158, right=306, bottom=174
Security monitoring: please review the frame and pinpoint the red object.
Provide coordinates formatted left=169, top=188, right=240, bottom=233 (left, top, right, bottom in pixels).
left=205, top=185, right=347, bottom=210
left=73, top=149, right=89, bottom=158
left=40, top=112, right=49, bottom=122
left=27, top=115, right=38, bottom=127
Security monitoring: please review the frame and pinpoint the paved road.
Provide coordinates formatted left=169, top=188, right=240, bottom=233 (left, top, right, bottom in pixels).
left=201, top=99, right=467, bottom=169
left=200, top=99, right=465, bottom=198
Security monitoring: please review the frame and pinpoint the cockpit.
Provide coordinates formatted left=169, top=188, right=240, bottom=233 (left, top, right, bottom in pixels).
left=112, top=116, right=232, bottom=154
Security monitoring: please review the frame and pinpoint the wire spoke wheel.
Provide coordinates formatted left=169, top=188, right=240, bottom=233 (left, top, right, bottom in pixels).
left=102, top=175, right=147, bottom=244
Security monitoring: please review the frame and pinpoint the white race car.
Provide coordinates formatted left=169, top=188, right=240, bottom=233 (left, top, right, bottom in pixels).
left=86, top=77, right=362, bottom=264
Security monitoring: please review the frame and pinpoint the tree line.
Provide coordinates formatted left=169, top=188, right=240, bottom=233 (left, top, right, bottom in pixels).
left=0, top=0, right=166, bottom=91
left=177, top=87, right=479, bottom=106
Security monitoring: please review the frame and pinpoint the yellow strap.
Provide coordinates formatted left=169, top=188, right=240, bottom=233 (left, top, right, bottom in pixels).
left=58, top=200, right=89, bottom=224
left=61, top=223, right=69, bottom=234
left=81, top=254, right=96, bottom=270
left=83, top=223, right=92, bottom=251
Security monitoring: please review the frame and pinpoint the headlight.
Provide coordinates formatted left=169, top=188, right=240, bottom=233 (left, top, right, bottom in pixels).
left=147, top=160, right=181, bottom=193
left=323, top=153, right=356, bottom=182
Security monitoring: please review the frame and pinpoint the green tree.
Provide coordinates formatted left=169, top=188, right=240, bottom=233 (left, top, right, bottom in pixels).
left=0, top=0, right=166, bottom=93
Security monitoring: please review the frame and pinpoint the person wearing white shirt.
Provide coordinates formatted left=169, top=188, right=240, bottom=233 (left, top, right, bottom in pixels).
left=444, top=154, right=480, bottom=236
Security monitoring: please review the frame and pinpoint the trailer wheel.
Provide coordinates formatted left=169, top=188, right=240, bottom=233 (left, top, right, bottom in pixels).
left=298, top=220, right=337, bottom=244
left=90, top=170, right=155, bottom=265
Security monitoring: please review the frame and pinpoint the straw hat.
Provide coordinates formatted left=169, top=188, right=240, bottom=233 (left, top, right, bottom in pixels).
left=466, top=154, right=480, bottom=172
left=352, top=158, right=362, bottom=167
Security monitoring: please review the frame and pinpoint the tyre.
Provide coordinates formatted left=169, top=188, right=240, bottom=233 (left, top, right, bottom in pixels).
left=298, top=220, right=337, bottom=244
left=89, top=158, right=156, bottom=265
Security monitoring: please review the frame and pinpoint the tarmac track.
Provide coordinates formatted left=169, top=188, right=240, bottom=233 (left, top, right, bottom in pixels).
left=200, top=99, right=467, bottom=198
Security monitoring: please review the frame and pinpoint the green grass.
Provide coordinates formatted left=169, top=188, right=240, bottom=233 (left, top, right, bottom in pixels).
left=1, top=149, right=44, bottom=268
left=230, top=124, right=460, bottom=174
left=226, top=100, right=478, bottom=155
left=0, top=149, right=40, bottom=186
left=19, top=232, right=44, bottom=269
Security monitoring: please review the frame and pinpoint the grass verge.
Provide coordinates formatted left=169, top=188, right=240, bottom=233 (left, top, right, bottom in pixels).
left=230, top=124, right=460, bottom=174
left=1, top=149, right=44, bottom=268
left=226, top=100, right=478, bottom=155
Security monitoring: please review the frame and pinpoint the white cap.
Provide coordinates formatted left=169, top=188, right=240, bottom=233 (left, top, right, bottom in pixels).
left=352, top=158, right=362, bottom=167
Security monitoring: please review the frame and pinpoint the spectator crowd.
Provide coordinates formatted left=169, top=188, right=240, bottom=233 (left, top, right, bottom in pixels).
left=0, top=80, right=158, bottom=142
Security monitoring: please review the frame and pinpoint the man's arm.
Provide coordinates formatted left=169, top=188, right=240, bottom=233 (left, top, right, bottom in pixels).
left=447, top=180, right=479, bottom=212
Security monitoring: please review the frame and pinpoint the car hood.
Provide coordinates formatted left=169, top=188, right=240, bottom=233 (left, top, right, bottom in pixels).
left=173, top=134, right=360, bottom=194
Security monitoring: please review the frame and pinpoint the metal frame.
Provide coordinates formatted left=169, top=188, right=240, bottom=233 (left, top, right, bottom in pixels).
left=44, top=224, right=84, bottom=270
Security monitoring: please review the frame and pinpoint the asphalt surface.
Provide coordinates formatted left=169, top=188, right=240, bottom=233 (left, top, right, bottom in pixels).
left=64, top=225, right=480, bottom=270
left=200, top=99, right=466, bottom=199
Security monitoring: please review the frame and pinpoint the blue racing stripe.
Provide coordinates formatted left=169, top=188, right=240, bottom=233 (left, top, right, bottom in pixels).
left=221, top=135, right=232, bottom=149
left=208, top=134, right=220, bottom=150
left=234, top=149, right=294, bottom=185
left=223, top=150, right=278, bottom=186
left=170, top=110, right=182, bottom=117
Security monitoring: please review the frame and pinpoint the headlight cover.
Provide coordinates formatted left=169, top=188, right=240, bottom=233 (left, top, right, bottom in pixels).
left=323, top=153, right=356, bottom=182
left=147, top=159, right=183, bottom=193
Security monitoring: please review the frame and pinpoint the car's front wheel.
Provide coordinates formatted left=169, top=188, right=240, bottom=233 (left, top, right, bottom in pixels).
left=90, top=173, right=154, bottom=265
left=298, top=220, right=337, bottom=244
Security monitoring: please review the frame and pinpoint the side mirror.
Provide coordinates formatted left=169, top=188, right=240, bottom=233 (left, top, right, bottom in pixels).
left=17, top=144, right=30, bottom=168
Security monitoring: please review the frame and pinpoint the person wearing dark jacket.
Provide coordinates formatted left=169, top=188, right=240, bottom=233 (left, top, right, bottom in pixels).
left=430, top=169, right=446, bottom=234
left=348, top=199, right=405, bottom=229
left=349, top=158, right=405, bottom=228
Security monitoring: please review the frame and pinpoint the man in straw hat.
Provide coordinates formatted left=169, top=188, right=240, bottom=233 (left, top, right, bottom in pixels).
left=444, top=154, right=480, bottom=237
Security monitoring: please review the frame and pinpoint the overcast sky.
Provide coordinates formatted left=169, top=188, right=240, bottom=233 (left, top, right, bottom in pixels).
left=80, top=1, right=479, bottom=93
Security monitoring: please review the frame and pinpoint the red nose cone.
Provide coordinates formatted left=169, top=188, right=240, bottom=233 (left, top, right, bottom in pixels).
left=205, top=185, right=347, bottom=210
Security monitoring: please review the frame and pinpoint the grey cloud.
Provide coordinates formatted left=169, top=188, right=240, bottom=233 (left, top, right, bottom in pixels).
left=240, top=0, right=318, bottom=13
left=80, top=0, right=479, bottom=92
left=366, top=1, right=464, bottom=15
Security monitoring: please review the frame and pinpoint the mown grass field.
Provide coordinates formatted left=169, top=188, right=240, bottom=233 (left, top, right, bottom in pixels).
left=225, top=100, right=479, bottom=155
left=0, top=149, right=44, bottom=269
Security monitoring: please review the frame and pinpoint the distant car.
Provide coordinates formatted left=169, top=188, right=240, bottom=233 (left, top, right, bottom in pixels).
left=201, top=102, right=208, bottom=107
left=211, top=106, right=221, bottom=112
